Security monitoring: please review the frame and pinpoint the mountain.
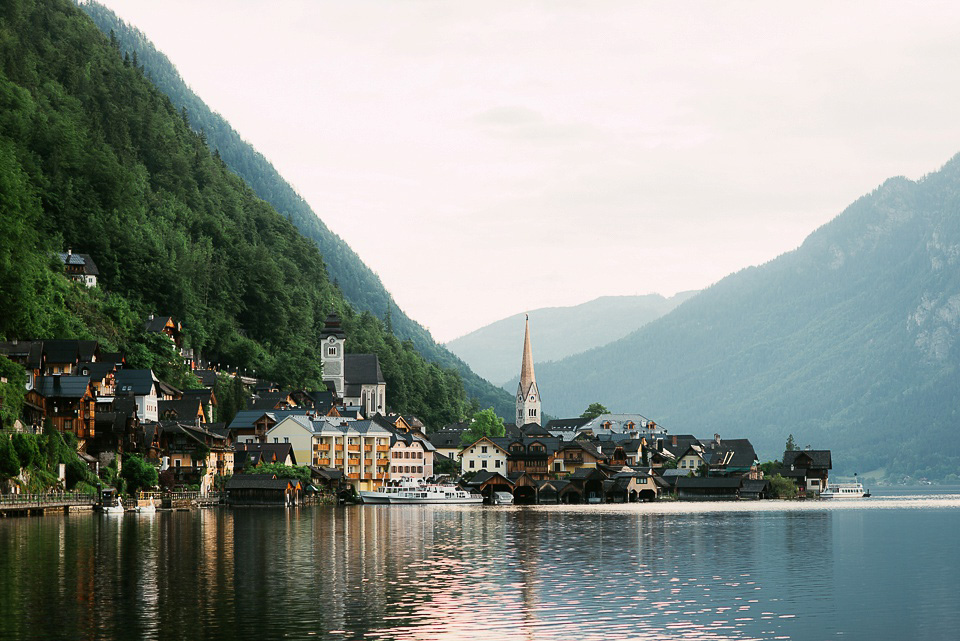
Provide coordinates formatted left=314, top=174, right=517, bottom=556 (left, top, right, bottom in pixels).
left=77, top=1, right=514, bottom=420
left=526, top=160, right=960, bottom=481
left=0, top=0, right=472, bottom=428
left=447, top=294, right=696, bottom=386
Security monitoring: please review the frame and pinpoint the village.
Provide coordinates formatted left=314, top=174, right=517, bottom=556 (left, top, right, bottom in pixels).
left=0, top=260, right=834, bottom=509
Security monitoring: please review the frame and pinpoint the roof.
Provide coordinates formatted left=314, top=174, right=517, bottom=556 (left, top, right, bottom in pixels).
left=320, top=313, right=347, bottom=339
left=144, top=315, right=177, bottom=334
left=159, top=398, right=205, bottom=421
left=78, top=361, right=116, bottom=382
left=42, top=340, right=83, bottom=365
left=428, top=429, right=466, bottom=449
left=32, top=375, right=91, bottom=399
left=235, top=442, right=297, bottom=468
left=227, top=409, right=308, bottom=431
left=114, top=369, right=160, bottom=396
left=248, top=391, right=293, bottom=410
left=703, top=439, right=758, bottom=469
left=545, top=417, right=591, bottom=430
left=94, top=411, right=127, bottom=434
left=344, top=354, right=385, bottom=385
left=195, top=369, right=218, bottom=387
left=783, top=449, right=832, bottom=470
left=57, top=252, right=98, bottom=275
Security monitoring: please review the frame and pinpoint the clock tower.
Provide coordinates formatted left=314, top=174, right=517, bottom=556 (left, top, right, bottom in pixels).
left=321, top=313, right=346, bottom=396
left=516, top=314, right=541, bottom=426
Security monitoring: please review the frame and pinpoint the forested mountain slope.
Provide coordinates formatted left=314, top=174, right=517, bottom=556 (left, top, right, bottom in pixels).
left=531, top=161, right=960, bottom=480
left=78, top=1, right=513, bottom=419
left=0, top=0, right=470, bottom=428
left=449, top=293, right=696, bottom=386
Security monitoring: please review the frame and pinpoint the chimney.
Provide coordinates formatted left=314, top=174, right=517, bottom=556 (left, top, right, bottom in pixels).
left=67, top=248, right=72, bottom=256
left=671, top=435, right=677, bottom=447
left=714, top=433, right=721, bottom=446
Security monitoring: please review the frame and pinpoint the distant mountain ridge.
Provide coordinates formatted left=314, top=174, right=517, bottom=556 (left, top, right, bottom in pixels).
left=447, top=293, right=696, bottom=385
left=526, top=158, right=960, bottom=480
left=78, top=1, right=514, bottom=419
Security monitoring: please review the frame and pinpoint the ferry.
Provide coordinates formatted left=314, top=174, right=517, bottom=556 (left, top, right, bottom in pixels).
left=360, top=478, right=483, bottom=505
left=820, top=481, right=869, bottom=499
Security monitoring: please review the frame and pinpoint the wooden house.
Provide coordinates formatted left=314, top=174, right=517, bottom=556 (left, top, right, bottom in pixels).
left=27, top=375, right=96, bottom=438
left=225, top=474, right=302, bottom=506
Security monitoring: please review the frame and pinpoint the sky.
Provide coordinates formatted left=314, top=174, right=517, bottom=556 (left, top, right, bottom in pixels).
left=97, top=1, right=960, bottom=343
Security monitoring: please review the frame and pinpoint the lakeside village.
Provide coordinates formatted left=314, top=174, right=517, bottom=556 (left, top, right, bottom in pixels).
left=0, top=255, right=839, bottom=509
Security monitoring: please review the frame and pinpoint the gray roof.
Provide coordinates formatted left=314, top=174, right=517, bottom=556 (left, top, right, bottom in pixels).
left=344, top=354, right=385, bottom=385
left=428, top=429, right=466, bottom=449
left=783, top=449, right=832, bottom=470
left=675, top=477, right=743, bottom=489
left=227, top=409, right=308, bottom=431
left=226, top=474, right=294, bottom=491
left=159, top=399, right=205, bottom=421
left=114, top=369, right=159, bottom=396
left=32, top=376, right=91, bottom=399
left=57, top=252, right=98, bottom=275
left=78, top=361, right=116, bottom=382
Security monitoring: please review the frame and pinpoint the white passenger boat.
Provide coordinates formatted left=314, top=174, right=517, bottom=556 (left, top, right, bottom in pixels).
left=821, top=481, right=868, bottom=499
left=360, top=478, right=482, bottom=505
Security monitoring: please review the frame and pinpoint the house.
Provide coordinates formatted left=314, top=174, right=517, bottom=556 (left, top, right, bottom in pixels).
left=702, top=437, right=760, bottom=478
left=387, top=426, right=435, bottom=481
left=504, top=436, right=562, bottom=480
left=604, top=469, right=658, bottom=502
left=58, top=250, right=98, bottom=287
left=552, top=440, right=607, bottom=476
left=226, top=409, right=309, bottom=444
left=264, top=414, right=319, bottom=465
left=114, top=369, right=162, bottom=422
left=782, top=449, right=832, bottom=493
left=144, top=315, right=183, bottom=347
left=576, top=414, right=667, bottom=440
left=180, top=388, right=217, bottom=423
left=78, top=361, right=117, bottom=400
left=462, top=469, right=514, bottom=504
left=676, top=443, right=707, bottom=474
left=234, top=442, right=297, bottom=473
left=545, top=417, right=591, bottom=441
left=225, top=474, right=302, bottom=506
left=429, top=423, right=469, bottom=460
left=27, top=375, right=96, bottom=438
left=564, top=466, right=608, bottom=503
left=460, top=436, right=509, bottom=475
left=157, top=421, right=233, bottom=494
left=248, top=390, right=298, bottom=411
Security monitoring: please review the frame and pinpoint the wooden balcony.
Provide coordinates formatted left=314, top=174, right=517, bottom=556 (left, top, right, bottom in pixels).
left=346, top=473, right=360, bottom=479
left=364, top=459, right=373, bottom=466
left=377, top=458, right=390, bottom=466
left=315, top=458, right=331, bottom=466
left=347, top=446, right=361, bottom=453
left=377, top=445, right=390, bottom=452
left=364, top=445, right=373, bottom=452
left=348, top=458, right=360, bottom=466
left=315, top=444, right=330, bottom=452
left=335, top=458, right=344, bottom=466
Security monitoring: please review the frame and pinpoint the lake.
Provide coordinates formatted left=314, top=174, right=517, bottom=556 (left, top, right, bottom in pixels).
left=1, top=491, right=958, bottom=640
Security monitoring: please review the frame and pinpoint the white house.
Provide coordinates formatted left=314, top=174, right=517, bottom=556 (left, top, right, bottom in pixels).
left=460, top=437, right=508, bottom=475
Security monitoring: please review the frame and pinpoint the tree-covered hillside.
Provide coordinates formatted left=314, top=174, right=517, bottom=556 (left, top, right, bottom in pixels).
left=0, top=0, right=469, bottom=429
left=77, top=1, right=514, bottom=420
left=528, top=160, right=960, bottom=480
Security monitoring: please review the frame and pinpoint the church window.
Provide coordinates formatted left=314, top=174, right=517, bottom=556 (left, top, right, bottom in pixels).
left=327, top=346, right=337, bottom=356
left=528, top=409, right=537, bottom=417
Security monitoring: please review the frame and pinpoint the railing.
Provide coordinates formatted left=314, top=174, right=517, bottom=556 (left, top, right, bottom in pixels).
left=377, top=458, right=390, bottom=466
left=347, top=446, right=361, bottom=453
left=363, top=459, right=373, bottom=466
left=348, top=458, right=360, bottom=466
left=0, top=492, right=95, bottom=506
left=364, top=445, right=373, bottom=452
left=315, top=458, right=331, bottom=466
left=315, top=444, right=330, bottom=452
left=377, top=445, right=390, bottom=452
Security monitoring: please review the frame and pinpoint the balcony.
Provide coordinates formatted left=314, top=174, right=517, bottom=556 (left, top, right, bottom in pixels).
left=377, top=458, right=390, bottom=466
left=364, top=445, right=373, bottom=452
left=364, top=459, right=373, bottom=466
left=346, top=473, right=360, bottom=479
left=347, top=446, right=361, bottom=454
left=348, top=458, right=360, bottom=466
left=315, top=444, right=330, bottom=452
left=315, top=458, right=331, bottom=467
left=335, top=458, right=344, bottom=466
left=377, top=445, right=390, bottom=452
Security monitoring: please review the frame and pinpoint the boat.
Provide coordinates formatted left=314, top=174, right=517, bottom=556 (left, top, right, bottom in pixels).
left=99, top=488, right=124, bottom=514
left=360, top=478, right=483, bottom=505
left=493, top=491, right=514, bottom=505
left=136, top=497, right=157, bottom=513
left=821, top=481, right=868, bottom=499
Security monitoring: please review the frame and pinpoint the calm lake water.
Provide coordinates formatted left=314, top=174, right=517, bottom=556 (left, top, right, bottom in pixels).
left=2, top=491, right=959, bottom=641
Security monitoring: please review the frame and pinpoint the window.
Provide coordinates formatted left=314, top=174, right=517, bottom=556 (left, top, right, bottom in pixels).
left=175, top=459, right=181, bottom=468
left=481, top=460, right=488, bottom=469
left=528, top=409, right=537, bottom=417
left=327, top=346, right=337, bottom=356
left=284, top=437, right=289, bottom=443
left=495, top=460, right=502, bottom=469
left=481, top=446, right=488, bottom=453
left=469, top=460, right=475, bottom=469
left=554, top=462, right=561, bottom=471
left=274, top=437, right=279, bottom=443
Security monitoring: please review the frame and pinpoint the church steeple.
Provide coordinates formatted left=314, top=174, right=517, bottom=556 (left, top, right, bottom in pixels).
left=516, top=314, right=541, bottom=426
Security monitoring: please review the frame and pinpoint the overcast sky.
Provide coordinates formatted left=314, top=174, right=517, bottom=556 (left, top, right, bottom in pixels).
left=98, top=1, right=960, bottom=343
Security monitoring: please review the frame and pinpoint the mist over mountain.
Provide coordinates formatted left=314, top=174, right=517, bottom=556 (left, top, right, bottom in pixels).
left=78, top=1, right=514, bottom=419
left=527, top=159, right=960, bottom=480
left=447, top=294, right=696, bottom=386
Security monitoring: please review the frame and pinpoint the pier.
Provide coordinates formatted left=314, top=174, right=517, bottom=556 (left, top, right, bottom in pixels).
left=0, top=492, right=97, bottom=517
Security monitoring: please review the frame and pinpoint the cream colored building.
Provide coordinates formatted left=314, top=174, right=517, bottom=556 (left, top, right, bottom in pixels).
left=311, top=418, right=392, bottom=492
left=460, top=437, right=508, bottom=475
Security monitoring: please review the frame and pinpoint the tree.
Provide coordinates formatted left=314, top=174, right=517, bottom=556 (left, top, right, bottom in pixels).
left=11, top=433, right=39, bottom=470
left=785, top=434, right=798, bottom=452
left=121, top=454, right=158, bottom=494
left=459, top=408, right=505, bottom=447
left=580, top=403, right=610, bottom=420
left=0, top=435, right=21, bottom=478
left=768, top=474, right=798, bottom=499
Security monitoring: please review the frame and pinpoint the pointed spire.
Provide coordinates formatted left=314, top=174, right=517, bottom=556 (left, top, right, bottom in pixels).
left=520, top=314, right=536, bottom=394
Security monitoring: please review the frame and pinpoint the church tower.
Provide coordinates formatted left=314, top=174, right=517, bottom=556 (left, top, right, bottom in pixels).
left=320, top=313, right=346, bottom=397
left=516, top=315, right=542, bottom=426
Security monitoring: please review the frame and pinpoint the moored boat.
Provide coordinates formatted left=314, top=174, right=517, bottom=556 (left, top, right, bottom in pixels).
left=821, top=481, right=868, bottom=499
left=360, top=478, right=482, bottom=505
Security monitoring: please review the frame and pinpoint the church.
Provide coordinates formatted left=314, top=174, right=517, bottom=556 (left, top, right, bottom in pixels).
left=516, top=315, right=542, bottom=426
left=320, top=313, right=387, bottom=417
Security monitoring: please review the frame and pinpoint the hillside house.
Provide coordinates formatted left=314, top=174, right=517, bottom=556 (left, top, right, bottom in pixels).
left=57, top=250, right=98, bottom=287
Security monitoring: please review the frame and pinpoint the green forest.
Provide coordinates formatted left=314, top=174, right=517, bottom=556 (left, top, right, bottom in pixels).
left=77, top=1, right=514, bottom=420
left=0, top=0, right=472, bottom=429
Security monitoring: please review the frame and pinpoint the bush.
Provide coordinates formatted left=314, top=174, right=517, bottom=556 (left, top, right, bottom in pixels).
left=11, top=433, right=39, bottom=469
left=768, top=474, right=798, bottom=499
left=121, top=454, right=158, bottom=494
left=0, top=434, right=21, bottom=478
left=65, top=459, right=91, bottom=489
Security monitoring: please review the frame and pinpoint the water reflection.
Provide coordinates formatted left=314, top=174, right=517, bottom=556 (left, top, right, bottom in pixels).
left=0, top=498, right=958, bottom=640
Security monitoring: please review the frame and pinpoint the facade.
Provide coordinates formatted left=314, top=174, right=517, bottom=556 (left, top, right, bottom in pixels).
left=265, top=415, right=319, bottom=466
left=114, top=369, right=161, bottom=422
left=461, top=437, right=508, bottom=474
left=388, top=433, right=435, bottom=480
left=515, top=315, right=542, bottom=426
left=310, top=418, right=392, bottom=491
left=58, top=250, right=98, bottom=288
